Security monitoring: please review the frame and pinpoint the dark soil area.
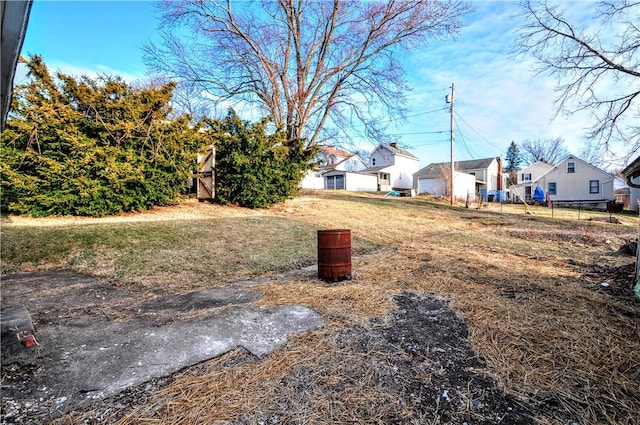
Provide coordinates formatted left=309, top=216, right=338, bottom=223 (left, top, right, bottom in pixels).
left=234, top=292, right=531, bottom=424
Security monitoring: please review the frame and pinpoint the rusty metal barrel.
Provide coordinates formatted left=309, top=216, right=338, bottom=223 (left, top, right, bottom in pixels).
left=317, top=229, right=352, bottom=282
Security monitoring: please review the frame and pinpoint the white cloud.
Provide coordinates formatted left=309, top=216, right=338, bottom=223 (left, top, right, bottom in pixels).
left=393, top=1, right=629, bottom=169
left=13, top=60, right=145, bottom=87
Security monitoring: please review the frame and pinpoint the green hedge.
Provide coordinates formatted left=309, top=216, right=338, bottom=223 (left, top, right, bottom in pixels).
left=1, top=55, right=206, bottom=216
left=209, top=110, right=317, bottom=209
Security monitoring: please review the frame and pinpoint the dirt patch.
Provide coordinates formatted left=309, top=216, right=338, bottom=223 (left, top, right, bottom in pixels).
left=229, top=293, right=531, bottom=425
left=0, top=271, right=134, bottom=326
left=507, top=228, right=618, bottom=247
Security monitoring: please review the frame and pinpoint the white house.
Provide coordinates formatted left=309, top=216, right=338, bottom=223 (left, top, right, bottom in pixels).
left=362, top=143, right=420, bottom=191
left=511, top=155, right=615, bottom=209
left=516, top=161, right=554, bottom=186
left=300, top=146, right=368, bottom=190
left=413, top=157, right=506, bottom=201
left=510, top=160, right=554, bottom=203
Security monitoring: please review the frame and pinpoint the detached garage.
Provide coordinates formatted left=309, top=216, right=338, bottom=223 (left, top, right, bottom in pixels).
left=324, top=170, right=378, bottom=192
left=415, top=168, right=476, bottom=201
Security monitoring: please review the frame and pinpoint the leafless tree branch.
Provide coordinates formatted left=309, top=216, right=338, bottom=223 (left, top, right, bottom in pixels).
left=514, top=0, right=640, bottom=161
left=144, top=0, right=472, bottom=146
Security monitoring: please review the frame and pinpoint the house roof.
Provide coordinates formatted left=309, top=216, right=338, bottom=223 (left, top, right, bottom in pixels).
left=520, top=160, right=554, bottom=172
left=383, top=144, right=419, bottom=160
left=318, top=145, right=352, bottom=158
left=1, top=0, right=32, bottom=130
left=622, top=155, right=640, bottom=188
left=455, top=157, right=497, bottom=170
left=414, top=157, right=497, bottom=179
left=361, top=165, right=393, bottom=174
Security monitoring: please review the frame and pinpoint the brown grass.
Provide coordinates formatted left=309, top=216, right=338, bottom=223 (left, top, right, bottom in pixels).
left=4, top=191, right=639, bottom=424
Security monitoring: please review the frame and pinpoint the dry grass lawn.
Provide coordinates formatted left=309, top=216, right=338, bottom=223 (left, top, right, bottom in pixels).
left=2, top=191, right=639, bottom=424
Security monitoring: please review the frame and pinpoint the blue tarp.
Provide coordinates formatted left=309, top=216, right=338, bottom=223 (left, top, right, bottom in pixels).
left=533, top=186, right=545, bottom=202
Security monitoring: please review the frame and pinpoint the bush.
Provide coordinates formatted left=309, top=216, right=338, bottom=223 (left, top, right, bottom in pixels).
left=208, top=110, right=317, bottom=208
left=1, top=55, right=207, bottom=216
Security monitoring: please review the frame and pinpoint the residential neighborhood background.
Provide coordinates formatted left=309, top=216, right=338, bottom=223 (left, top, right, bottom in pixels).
left=300, top=143, right=640, bottom=213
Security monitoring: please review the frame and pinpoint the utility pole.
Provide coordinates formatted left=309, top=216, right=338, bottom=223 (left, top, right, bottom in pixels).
left=446, top=83, right=455, bottom=205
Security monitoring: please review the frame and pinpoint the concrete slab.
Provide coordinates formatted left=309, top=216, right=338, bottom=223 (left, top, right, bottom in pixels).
left=0, top=271, right=325, bottom=418
left=37, top=304, right=324, bottom=400
left=136, top=287, right=262, bottom=312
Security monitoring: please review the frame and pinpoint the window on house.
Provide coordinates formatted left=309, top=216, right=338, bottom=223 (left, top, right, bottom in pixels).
left=522, top=173, right=531, bottom=181
left=548, top=182, right=557, bottom=195
left=525, top=186, right=532, bottom=200
left=567, top=162, right=576, bottom=173
left=589, top=180, right=599, bottom=194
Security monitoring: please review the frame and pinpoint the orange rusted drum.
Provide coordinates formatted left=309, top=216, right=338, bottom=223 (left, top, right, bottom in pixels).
left=317, top=229, right=352, bottom=282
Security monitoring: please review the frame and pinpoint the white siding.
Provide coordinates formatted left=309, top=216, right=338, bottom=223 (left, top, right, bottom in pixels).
left=512, top=156, right=614, bottom=205
left=370, top=146, right=395, bottom=167
left=368, top=145, right=420, bottom=190
left=390, top=155, right=420, bottom=189
left=418, top=172, right=475, bottom=201
left=458, top=159, right=505, bottom=193
left=455, top=173, right=477, bottom=200
left=300, top=171, right=325, bottom=189
left=345, top=173, right=378, bottom=191
left=338, top=156, right=367, bottom=172
left=518, top=161, right=553, bottom=184
left=539, top=158, right=614, bottom=202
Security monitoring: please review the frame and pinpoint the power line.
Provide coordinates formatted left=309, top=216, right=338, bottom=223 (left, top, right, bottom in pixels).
left=454, top=121, right=477, bottom=159
left=393, top=130, right=448, bottom=136
left=405, top=87, right=452, bottom=98
left=404, top=107, right=449, bottom=119
left=453, top=111, right=505, bottom=154
left=408, top=140, right=450, bottom=147
left=346, top=107, right=449, bottom=130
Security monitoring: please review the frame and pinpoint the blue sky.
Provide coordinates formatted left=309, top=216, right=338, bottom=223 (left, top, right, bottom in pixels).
left=17, top=0, right=616, bottom=168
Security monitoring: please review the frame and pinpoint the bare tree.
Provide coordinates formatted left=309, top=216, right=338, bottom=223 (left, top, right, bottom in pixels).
left=143, top=0, right=472, bottom=146
left=521, top=137, right=568, bottom=164
left=515, top=0, right=640, bottom=160
left=579, top=140, right=607, bottom=168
